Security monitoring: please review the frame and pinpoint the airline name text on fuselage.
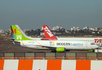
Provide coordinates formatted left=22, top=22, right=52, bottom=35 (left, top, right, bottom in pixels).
left=71, top=43, right=83, bottom=46
left=57, top=43, right=70, bottom=46
left=94, top=39, right=102, bottom=43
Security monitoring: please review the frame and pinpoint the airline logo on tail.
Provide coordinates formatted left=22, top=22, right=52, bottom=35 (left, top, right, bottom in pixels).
left=43, top=25, right=57, bottom=40
left=10, top=25, right=32, bottom=41
left=16, top=29, right=21, bottom=34
left=44, top=26, right=53, bottom=37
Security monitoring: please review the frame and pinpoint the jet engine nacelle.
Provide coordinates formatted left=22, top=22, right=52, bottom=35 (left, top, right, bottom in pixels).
left=55, top=47, right=65, bottom=52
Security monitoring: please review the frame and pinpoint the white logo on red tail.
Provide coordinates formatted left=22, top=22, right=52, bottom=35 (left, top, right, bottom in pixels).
left=44, top=26, right=53, bottom=37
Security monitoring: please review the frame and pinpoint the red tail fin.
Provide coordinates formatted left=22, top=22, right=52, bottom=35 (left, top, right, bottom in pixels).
left=42, top=25, right=57, bottom=40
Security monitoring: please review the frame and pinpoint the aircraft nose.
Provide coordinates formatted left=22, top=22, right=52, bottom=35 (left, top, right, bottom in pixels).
left=95, top=45, right=99, bottom=49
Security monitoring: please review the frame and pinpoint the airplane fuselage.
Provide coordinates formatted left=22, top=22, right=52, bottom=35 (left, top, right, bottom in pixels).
left=15, top=40, right=98, bottom=50
left=57, top=37, right=102, bottom=47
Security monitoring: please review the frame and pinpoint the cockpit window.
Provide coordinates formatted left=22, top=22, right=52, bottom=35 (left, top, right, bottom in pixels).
left=91, top=43, right=95, bottom=45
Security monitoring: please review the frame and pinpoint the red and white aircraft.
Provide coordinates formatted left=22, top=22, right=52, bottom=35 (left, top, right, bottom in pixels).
left=42, top=25, right=102, bottom=47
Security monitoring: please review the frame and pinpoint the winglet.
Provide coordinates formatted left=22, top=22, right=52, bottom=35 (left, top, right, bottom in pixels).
left=42, top=25, right=57, bottom=40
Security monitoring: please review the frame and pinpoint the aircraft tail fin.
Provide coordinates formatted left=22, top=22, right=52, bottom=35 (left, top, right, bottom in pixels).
left=42, top=25, right=57, bottom=40
left=10, top=25, right=32, bottom=41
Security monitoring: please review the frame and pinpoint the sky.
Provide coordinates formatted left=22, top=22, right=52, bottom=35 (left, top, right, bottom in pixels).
left=0, top=0, right=102, bottom=30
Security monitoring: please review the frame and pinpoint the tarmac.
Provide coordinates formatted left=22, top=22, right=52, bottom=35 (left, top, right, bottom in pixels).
left=0, top=40, right=52, bottom=53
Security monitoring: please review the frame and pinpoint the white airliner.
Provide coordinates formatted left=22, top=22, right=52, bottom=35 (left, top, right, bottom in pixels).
left=43, top=25, right=102, bottom=47
left=10, top=25, right=99, bottom=52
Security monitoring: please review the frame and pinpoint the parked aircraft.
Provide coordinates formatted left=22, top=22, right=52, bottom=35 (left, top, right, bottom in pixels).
left=10, top=25, right=99, bottom=52
left=43, top=25, right=102, bottom=47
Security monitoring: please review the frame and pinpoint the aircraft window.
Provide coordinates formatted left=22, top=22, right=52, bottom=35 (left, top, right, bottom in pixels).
left=91, top=43, right=95, bottom=45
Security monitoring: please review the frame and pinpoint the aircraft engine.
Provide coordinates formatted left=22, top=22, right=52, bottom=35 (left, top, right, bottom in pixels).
left=56, top=47, right=65, bottom=52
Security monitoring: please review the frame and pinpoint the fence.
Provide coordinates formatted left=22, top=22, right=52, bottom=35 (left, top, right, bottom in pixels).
left=0, top=52, right=102, bottom=60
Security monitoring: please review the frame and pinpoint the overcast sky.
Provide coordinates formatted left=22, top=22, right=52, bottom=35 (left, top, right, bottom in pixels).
left=0, top=0, right=102, bottom=30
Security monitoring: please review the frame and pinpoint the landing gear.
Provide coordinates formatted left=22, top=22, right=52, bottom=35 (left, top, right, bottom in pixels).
left=93, top=49, right=95, bottom=52
left=88, top=49, right=95, bottom=52
left=51, top=49, right=56, bottom=52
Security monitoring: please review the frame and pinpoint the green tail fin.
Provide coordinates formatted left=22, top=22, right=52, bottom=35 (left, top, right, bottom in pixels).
left=10, top=25, right=32, bottom=41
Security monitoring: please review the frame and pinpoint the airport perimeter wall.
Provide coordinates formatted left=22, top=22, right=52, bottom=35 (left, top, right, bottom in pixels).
left=0, top=59, right=102, bottom=70
left=1, top=52, right=102, bottom=60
